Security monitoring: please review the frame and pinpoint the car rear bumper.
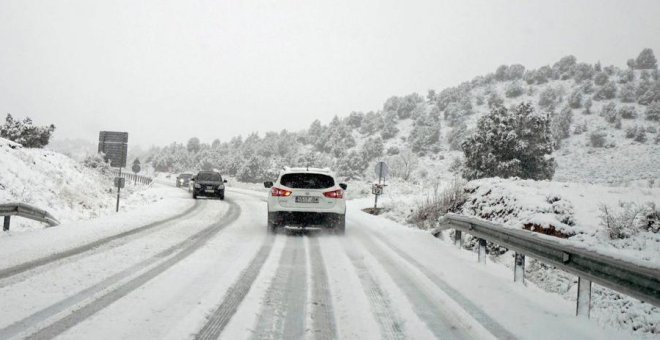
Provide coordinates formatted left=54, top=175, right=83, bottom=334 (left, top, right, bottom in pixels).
left=268, top=211, right=343, bottom=227
left=193, top=189, right=225, bottom=197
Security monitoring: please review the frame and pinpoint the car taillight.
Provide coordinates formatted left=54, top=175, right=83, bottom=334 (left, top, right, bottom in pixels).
left=271, top=187, right=292, bottom=197
left=323, top=189, right=343, bottom=199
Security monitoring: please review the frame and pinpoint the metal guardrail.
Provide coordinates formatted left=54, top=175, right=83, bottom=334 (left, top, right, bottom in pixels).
left=0, top=203, right=60, bottom=231
left=110, top=169, right=153, bottom=186
left=435, top=213, right=660, bottom=317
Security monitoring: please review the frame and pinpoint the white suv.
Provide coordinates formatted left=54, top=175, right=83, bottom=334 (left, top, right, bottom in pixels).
left=264, top=167, right=347, bottom=234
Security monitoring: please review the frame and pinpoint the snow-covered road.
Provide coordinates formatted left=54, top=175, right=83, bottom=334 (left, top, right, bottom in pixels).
left=0, top=185, right=634, bottom=339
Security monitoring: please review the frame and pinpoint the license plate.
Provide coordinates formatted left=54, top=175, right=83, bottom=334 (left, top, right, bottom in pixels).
left=295, top=196, right=319, bottom=203
left=205, top=189, right=215, bottom=193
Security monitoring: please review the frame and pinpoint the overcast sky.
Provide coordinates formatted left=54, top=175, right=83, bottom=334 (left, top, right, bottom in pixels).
left=1, top=0, right=659, bottom=147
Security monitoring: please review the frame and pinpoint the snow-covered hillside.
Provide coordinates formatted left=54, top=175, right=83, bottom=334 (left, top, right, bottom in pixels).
left=0, top=138, right=157, bottom=232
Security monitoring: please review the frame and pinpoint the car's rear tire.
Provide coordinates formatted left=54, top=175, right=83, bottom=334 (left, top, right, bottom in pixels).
left=267, top=212, right=278, bottom=234
left=193, top=192, right=198, bottom=199
left=219, top=193, right=225, bottom=200
left=334, top=215, right=346, bottom=235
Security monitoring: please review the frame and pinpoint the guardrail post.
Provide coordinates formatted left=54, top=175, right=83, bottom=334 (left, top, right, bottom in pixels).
left=576, top=277, right=592, bottom=318
left=478, top=238, right=487, bottom=264
left=453, top=230, right=462, bottom=248
left=3, top=216, right=9, bottom=231
left=514, top=253, right=525, bottom=283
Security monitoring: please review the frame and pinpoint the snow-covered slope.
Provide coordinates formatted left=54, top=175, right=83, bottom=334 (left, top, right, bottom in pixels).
left=0, top=138, right=156, bottom=231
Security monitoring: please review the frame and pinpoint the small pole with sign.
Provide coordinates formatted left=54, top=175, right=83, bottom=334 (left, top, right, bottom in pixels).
left=373, top=161, right=389, bottom=210
left=132, top=158, right=141, bottom=186
left=99, top=131, right=128, bottom=213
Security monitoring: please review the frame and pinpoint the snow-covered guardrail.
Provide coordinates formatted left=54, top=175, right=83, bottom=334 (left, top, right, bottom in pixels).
left=110, top=169, right=153, bottom=186
left=0, top=203, right=60, bottom=231
left=434, top=213, right=660, bottom=318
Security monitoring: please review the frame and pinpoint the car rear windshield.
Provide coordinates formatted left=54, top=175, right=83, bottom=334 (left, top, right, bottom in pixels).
left=197, top=172, right=222, bottom=181
left=180, top=174, right=193, bottom=178
left=280, top=173, right=334, bottom=189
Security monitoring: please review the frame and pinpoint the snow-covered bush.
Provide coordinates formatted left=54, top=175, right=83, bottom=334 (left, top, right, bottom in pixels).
left=635, top=48, right=658, bottom=70
left=599, top=202, right=656, bottom=239
left=583, top=97, right=593, bottom=114
left=386, top=148, right=418, bottom=181
left=505, top=81, right=524, bottom=98
left=386, top=145, right=399, bottom=155
left=462, top=102, right=556, bottom=180
left=0, top=114, right=56, bottom=148
left=360, top=137, right=384, bottom=161
left=573, top=122, right=588, bottom=135
left=619, top=83, right=637, bottom=103
left=551, top=106, right=573, bottom=146
left=568, top=88, right=583, bottom=108
left=345, top=111, right=364, bottom=128
left=359, top=112, right=383, bottom=135
left=538, top=87, right=562, bottom=109
left=408, top=177, right=467, bottom=230
left=571, top=62, right=594, bottom=82
left=83, top=153, right=112, bottom=175
left=600, top=102, right=618, bottom=123
left=487, top=93, right=504, bottom=109
left=618, top=105, right=638, bottom=119
left=589, top=130, right=607, bottom=147
left=594, top=71, right=609, bottom=86
left=335, top=150, right=368, bottom=179
left=448, top=122, right=468, bottom=151
left=380, top=112, right=399, bottom=140
left=594, top=81, right=617, bottom=100
left=635, top=128, right=648, bottom=143
left=646, top=101, right=660, bottom=121
left=409, top=114, right=440, bottom=154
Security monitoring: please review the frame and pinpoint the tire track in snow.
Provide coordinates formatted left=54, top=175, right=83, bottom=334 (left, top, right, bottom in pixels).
left=353, top=229, right=479, bottom=340
left=0, top=200, right=202, bottom=283
left=369, top=232, right=517, bottom=340
left=194, top=233, right=275, bottom=340
left=5, top=199, right=240, bottom=340
left=252, top=235, right=307, bottom=340
left=340, top=238, right=405, bottom=340
left=307, top=236, right=337, bottom=340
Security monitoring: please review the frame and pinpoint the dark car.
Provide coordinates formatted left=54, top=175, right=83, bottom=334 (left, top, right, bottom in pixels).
left=191, top=171, right=227, bottom=200
left=176, top=173, right=193, bottom=188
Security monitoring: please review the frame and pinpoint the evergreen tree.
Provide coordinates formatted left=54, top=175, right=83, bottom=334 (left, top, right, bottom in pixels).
left=635, top=48, right=658, bottom=69
left=462, top=102, right=556, bottom=180
left=0, top=114, right=56, bottom=148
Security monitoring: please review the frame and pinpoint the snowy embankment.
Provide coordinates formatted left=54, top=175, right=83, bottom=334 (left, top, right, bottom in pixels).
left=0, top=137, right=169, bottom=232
left=365, top=177, right=659, bottom=336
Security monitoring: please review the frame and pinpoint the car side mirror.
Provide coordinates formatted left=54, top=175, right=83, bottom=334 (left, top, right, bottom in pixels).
left=191, top=177, right=196, bottom=181
left=339, top=183, right=348, bottom=190
left=264, top=181, right=273, bottom=188
left=223, top=179, right=228, bottom=183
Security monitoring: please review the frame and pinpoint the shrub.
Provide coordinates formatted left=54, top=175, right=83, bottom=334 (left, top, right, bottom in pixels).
left=594, top=81, right=617, bottom=100
left=571, top=63, right=594, bottom=82
left=335, top=150, right=368, bottom=179
left=618, top=69, right=635, bottom=83
left=538, top=87, right=561, bottom=109
left=618, top=105, right=638, bottom=119
left=599, top=202, right=658, bottom=238
left=408, top=178, right=467, bottom=230
left=573, top=122, right=588, bottom=135
left=361, top=137, right=384, bottom=160
left=600, top=102, right=618, bottom=123
left=634, top=128, right=648, bottom=143
left=646, top=101, right=660, bottom=121
left=568, top=88, right=582, bottom=108
left=619, top=83, right=637, bottom=103
left=386, top=146, right=400, bottom=155
left=505, top=81, right=524, bottom=98
left=589, top=131, right=607, bottom=147
left=551, top=106, right=573, bottom=144
left=583, top=98, right=593, bottom=114
left=0, top=114, right=56, bottom=148
left=594, top=72, right=609, bottom=86
left=462, top=102, right=555, bottom=180
left=448, top=122, right=468, bottom=151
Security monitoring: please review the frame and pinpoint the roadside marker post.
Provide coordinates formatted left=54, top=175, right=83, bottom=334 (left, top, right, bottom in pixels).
left=373, top=161, right=389, bottom=210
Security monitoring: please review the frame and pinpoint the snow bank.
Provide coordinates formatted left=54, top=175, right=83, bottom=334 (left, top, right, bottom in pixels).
left=0, top=138, right=158, bottom=232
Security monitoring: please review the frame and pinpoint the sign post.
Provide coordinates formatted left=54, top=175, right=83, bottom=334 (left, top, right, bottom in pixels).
left=132, top=158, right=141, bottom=186
left=373, top=161, right=389, bottom=210
left=99, top=131, right=128, bottom=212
